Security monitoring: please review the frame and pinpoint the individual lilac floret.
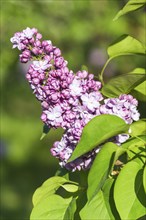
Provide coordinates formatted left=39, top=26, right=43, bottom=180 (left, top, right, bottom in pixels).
left=32, top=60, right=52, bottom=72
left=42, top=105, right=63, bottom=127
left=81, top=91, right=103, bottom=112
left=23, top=27, right=37, bottom=39
left=69, top=78, right=83, bottom=96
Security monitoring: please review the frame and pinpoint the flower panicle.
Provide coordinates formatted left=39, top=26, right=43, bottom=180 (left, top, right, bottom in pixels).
left=11, top=27, right=140, bottom=171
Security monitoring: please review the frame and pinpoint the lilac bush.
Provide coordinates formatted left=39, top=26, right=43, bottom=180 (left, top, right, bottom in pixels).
left=10, top=27, right=140, bottom=172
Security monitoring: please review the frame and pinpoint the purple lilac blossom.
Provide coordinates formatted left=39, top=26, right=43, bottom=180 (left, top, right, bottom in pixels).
left=100, top=94, right=140, bottom=145
left=11, top=27, right=140, bottom=171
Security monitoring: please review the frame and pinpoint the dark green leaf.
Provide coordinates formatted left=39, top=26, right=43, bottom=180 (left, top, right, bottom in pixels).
left=102, top=178, right=117, bottom=220
left=40, top=124, right=51, bottom=140
left=114, top=161, right=146, bottom=219
left=63, top=197, right=77, bottom=220
left=113, top=0, right=146, bottom=21
left=102, top=68, right=146, bottom=98
left=87, top=142, right=126, bottom=202
left=143, top=166, right=146, bottom=193
left=55, top=167, right=70, bottom=180
left=108, top=35, right=145, bottom=58
left=68, top=115, right=129, bottom=162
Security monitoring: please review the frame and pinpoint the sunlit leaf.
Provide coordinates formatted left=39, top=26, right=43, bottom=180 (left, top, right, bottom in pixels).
left=128, top=145, right=146, bottom=166
left=30, top=195, right=75, bottom=220
left=80, top=190, right=111, bottom=220
left=108, top=35, right=145, bottom=58
left=130, top=119, right=146, bottom=137
left=114, top=161, right=146, bottom=219
left=131, top=80, right=146, bottom=102
left=32, top=176, right=77, bottom=206
left=87, top=142, right=126, bottom=202
left=122, top=136, right=146, bottom=150
left=61, top=183, right=79, bottom=193
left=113, top=0, right=146, bottom=21
left=68, top=115, right=129, bottom=162
left=121, top=135, right=146, bottom=165
left=102, top=68, right=146, bottom=98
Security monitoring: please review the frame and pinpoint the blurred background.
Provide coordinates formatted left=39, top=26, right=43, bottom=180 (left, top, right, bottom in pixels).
left=1, top=0, right=145, bottom=219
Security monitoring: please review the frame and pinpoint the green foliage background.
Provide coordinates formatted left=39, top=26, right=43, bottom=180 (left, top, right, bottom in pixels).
left=1, top=0, right=145, bottom=219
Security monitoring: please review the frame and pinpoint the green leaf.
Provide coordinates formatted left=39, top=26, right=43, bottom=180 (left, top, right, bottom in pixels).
left=30, top=195, right=75, bottom=220
left=55, top=167, right=70, bottom=180
left=61, top=183, right=79, bottom=193
left=128, top=145, right=146, bottom=166
left=102, top=178, right=118, bottom=220
left=122, top=136, right=146, bottom=150
left=108, top=35, right=145, bottom=58
left=130, top=119, right=146, bottom=137
left=121, top=136, right=146, bottom=165
left=32, top=176, right=76, bottom=206
left=102, top=68, right=146, bottom=98
left=114, top=161, right=146, bottom=219
left=99, top=37, right=145, bottom=83
left=68, top=115, right=129, bottom=162
left=63, top=197, right=77, bottom=220
left=143, top=166, right=146, bottom=193
left=80, top=190, right=111, bottom=220
left=113, top=0, right=146, bottom=21
left=131, top=80, right=146, bottom=102
left=40, top=124, right=51, bottom=140
left=87, top=142, right=126, bottom=202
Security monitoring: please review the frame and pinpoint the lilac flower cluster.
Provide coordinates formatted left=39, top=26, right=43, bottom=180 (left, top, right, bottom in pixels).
left=11, top=27, right=140, bottom=171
